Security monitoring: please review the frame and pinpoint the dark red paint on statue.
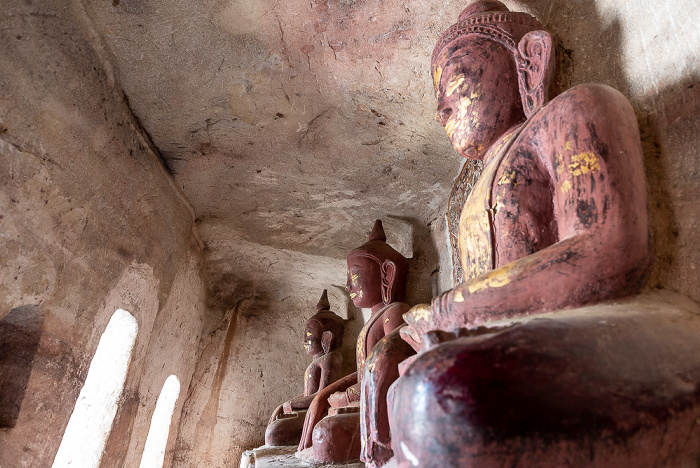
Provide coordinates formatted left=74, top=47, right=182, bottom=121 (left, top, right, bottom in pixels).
left=297, top=220, right=414, bottom=465
left=360, top=325, right=414, bottom=467
left=392, top=1, right=700, bottom=467
left=265, top=290, right=344, bottom=446
left=394, top=297, right=700, bottom=467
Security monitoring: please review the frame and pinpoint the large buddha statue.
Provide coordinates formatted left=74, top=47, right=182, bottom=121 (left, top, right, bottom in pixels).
left=265, top=290, right=344, bottom=446
left=297, top=220, right=413, bottom=464
left=391, top=1, right=700, bottom=466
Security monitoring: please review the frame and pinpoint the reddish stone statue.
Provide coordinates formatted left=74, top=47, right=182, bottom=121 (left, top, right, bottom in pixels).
left=297, top=220, right=413, bottom=464
left=265, top=290, right=344, bottom=446
left=392, top=1, right=700, bottom=467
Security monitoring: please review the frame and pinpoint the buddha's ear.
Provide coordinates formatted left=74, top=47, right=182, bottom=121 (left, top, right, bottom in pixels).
left=380, top=260, right=397, bottom=305
left=516, top=30, right=555, bottom=118
left=321, top=331, right=333, bottom=354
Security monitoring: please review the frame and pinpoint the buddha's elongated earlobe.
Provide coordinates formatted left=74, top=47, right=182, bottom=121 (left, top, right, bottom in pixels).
left=381, top=260, right=397, bottom=304
left=321, top=331, right=333, bottom=354
left=516, top=30, right=555, bottom=118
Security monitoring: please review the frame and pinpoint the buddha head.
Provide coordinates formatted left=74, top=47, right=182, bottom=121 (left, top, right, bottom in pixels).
left=345, top=220, right=408, bottom=310
left=432, top=0, right=555, bottom=159
left=304, top=289, right=345, bottom=355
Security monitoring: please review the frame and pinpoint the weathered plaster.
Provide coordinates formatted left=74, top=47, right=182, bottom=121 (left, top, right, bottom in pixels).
left=0, top=1, right=208, bottom=465
left=0, top=0, right=699, bottom=467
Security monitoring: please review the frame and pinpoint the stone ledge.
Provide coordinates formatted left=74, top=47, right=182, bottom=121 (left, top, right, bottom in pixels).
left=241, top=445, right=365, bottom=468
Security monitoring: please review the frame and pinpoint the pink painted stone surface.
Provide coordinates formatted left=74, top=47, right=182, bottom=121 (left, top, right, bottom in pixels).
left=392, top=2, right=700, bottom=467
left=297, top=220, right=413, bottom=464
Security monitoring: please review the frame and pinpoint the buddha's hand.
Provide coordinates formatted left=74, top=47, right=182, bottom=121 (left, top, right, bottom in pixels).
left=269, top=404, right=284, bottom=425
left=402, top=296, right=460, bottom=353
left=282, top=400, right=293, bottom=414
left=327, top=390, right=349, bottom=408
left=431, top=288, right=456, bottom=326
left=401, top=304, right=431, bottom=352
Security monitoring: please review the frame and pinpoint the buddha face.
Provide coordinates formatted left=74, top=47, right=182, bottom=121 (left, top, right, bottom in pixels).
left=303, top=321, right=323, bottom=355
left=434, top=36, right=525, bottom=159
left=345, top=257, right=383, bottom=309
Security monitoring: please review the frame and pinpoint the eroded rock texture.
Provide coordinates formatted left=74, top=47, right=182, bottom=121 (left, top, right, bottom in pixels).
left=0, top=0, right=698, bottom=467
left=0, top=1, right=208, bottom=465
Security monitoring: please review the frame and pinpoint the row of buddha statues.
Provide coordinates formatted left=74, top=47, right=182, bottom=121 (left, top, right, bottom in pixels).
left=264, top=1, right=700, bottom=466
left=266, top=219, right=412, bottom=464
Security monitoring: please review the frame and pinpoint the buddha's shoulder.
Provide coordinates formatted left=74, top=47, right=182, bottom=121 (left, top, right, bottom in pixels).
left=324, top=349, right=343, bottom=362
left=380, top=301, right=411, bottom=318
left=534, top=84, right=634, bottom=124
left=306, top=359, right=321, bottom=372
left=310, top=351, right=339, bottom=368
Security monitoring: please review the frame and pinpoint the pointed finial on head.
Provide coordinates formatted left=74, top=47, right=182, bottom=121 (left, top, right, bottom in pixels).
left=316, top=289, right=330, bottom=311
left=458, top=0, right=509, bottom=21
left=368, top=219, right=387, bottom=242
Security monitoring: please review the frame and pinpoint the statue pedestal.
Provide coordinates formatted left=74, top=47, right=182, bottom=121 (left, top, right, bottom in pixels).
left=265, top=410, right=308, bottom=447
left=392, top=290, right=700, bottom=467
left=240, top=445, right=365, bottom=468
left=312, top=406, right=361, bottom=463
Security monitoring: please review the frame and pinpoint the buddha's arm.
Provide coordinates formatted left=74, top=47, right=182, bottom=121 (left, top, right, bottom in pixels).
left=382, top=303, right=410, bottom=335
left=286, top=393, right=314, bottom=411
left=318, top=353, right=341, bottom=390
left=298, top=372, right=358, bottom=451
left=326, top=305, right=411, bottom=408
left=287, top=357, right=341, bottom=410
left=409, top=230, right=646, bottom=335
left=268, top=404, right=285, bottom=425
left=407, top=85, right=650, bottom=335
left=442, top=234, right=635, bottom=327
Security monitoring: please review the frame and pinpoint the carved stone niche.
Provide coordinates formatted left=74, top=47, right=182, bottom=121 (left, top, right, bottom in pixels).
left=0, top=305, right=43, bottom=428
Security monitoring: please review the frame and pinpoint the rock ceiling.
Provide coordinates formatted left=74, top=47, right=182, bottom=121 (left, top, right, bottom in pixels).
left=82, top=0, right=466, bottom=266
left=80, top=0, right=669, bottom=306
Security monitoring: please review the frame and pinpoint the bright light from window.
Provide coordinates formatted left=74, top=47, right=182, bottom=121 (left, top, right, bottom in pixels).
left=139, top=375, right=181, bottom=468
left=52, top=309, right=138, bottom=468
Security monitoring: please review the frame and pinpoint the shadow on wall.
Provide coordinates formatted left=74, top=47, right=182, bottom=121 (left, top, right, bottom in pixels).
left=0, top=305, right=43, bottom=428
left=386, top=214, right=440, bottom=306
left=204, top=271, right=262, bottom=313
left=639, top=74, right=700, bottom=300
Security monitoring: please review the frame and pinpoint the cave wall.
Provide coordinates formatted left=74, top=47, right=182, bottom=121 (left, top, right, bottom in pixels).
left=0, top=0, right=210, bottom=466
left=0, top=0, right=698, bottom=467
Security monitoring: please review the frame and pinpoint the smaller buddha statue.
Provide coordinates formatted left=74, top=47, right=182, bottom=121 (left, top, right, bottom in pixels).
left=297, top=220, right=412, bottom=464
left=265, top=290, right=344, bottom=446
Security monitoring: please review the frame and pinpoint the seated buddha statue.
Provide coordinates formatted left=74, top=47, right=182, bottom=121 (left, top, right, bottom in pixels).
left=265, top=289, right=344, bottom=446
left=297, top=220, right=413, bottom=463
left=391, top=1, right=700, bottom=467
